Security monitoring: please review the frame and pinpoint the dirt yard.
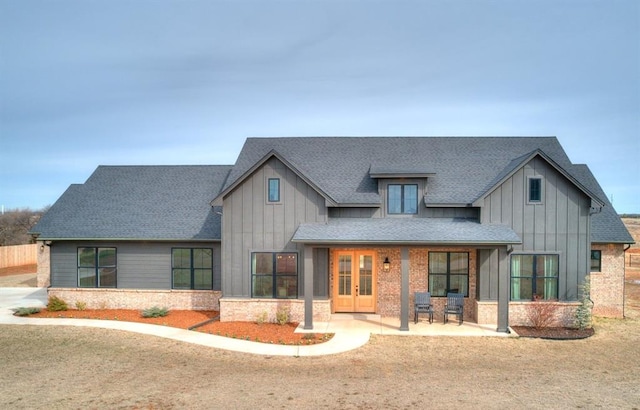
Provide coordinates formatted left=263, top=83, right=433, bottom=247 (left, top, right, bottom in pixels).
left=1, top=282, right=639, bottom=409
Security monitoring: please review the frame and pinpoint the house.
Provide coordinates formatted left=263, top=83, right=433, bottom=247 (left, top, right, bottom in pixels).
left=31, top=137, right=634, bottom=331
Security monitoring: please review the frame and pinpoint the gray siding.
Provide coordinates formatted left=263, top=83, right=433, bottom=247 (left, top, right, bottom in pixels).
left=481, top=157, right=591, bottom=300
left=477, top=249, right=499, bottom=300
left=424, top=207, right=479, bottom=219
left=328, top=208, right=381, bottom=218
left=313, top=248, right=329, bottom=298
left=50, top=241, right=222, bottom=290
left=222, top=157, right=328, bottom=297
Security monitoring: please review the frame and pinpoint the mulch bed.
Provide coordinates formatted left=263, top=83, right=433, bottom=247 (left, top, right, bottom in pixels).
left=20, top=309, right=332, bottom=345
left=511, top=326, right=594, bottom=340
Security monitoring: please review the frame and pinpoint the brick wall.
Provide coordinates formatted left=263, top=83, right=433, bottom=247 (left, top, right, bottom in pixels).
left=591, top=243, right=625, bottom=318
left=48, top=288, right=221, bottom=310
left=329, top=247, right=477, bottom=321
left=36, top=242, right=50, bottom=287
left=477, top=301, right=579, bottom=327
left=219, top=298, right=331, bottom=322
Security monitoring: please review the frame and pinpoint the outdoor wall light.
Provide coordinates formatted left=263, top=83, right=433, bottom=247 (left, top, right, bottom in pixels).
left=383, top=257, right=390, bottom=272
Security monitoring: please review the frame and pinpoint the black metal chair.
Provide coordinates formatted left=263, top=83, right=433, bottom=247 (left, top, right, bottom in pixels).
left=414, top=292, right=434, bottom=324
left=443, top=292, right=464, bottom=325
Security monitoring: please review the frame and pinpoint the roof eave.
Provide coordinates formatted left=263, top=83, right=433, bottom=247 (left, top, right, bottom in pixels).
left=291, top=239, right=522, bottom=246
left=35, top=237, right=221, bottom=242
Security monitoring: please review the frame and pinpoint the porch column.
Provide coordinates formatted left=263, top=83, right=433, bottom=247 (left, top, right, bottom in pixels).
left=303, top=245, right=314, bottom=330
left=399, top=247, right=410, bottom=331
left=497, top=246, right=510, bottom=333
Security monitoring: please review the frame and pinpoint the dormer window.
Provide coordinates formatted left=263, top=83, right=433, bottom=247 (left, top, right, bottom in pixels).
left=388, top=184, right=418, bottom=214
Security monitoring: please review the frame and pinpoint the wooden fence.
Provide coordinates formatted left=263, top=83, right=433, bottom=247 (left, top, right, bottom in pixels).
left=0, top=244, right=38, bottom=269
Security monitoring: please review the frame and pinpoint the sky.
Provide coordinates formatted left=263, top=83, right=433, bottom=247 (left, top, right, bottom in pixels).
left=1, top=0, right=638, bottom=214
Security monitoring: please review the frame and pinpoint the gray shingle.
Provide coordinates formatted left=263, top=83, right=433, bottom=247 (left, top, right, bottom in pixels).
left=224, top=137, right=574, bottom=205
left=292, top=218, right=522, bottom=245
left=570, top=165, right=634, bottom=243
left=31, top=165, right=232, bottom=240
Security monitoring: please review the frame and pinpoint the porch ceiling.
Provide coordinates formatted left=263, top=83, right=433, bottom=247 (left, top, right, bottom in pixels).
left=292, top=218, right=522, bottom=245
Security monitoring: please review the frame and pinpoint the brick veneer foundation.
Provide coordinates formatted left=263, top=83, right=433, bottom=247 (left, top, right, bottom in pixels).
left=47, top=288, right=221, bottom=311
left=219, top=298, right=331, bottom=322
left=590, top=244, right=626, bottom=318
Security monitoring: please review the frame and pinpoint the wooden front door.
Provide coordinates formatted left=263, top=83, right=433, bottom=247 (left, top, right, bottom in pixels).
left=333, top=250, right=376, bottom=313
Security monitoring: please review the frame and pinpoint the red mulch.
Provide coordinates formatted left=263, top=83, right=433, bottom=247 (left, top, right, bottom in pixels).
left=511, top=326, right=594, bottom=340
left=22, top=309, right=332, bottom=345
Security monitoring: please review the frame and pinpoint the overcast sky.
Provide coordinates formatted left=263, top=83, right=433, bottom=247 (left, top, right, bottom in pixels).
left=1, top=0, right=638, bottom=213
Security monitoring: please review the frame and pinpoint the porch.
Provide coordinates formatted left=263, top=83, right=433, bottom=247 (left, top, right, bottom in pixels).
left=296, top=313, right=512, bottom=337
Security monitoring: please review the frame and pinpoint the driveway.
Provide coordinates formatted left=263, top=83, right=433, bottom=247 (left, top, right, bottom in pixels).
left=0, top=287, right=47, bottom=311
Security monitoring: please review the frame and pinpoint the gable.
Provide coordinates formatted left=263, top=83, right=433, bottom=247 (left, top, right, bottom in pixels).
left=212, top=151, right=341, bottom=207
left=472, top=150, right=605, bottom=208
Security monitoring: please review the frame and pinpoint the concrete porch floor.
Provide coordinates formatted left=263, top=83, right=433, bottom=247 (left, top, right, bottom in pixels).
left=297, top=313, right=513, bottom=337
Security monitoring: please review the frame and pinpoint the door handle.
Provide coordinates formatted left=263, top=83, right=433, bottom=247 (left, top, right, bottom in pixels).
left=355, top=285, right=359, bottom=296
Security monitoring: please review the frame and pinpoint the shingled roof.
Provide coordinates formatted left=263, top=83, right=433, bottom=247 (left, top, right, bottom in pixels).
left=292, top=218, right=522, bottom=245
left=569, top=164, right=634, bottom=243
left=32, top=137, right=633, bottom=244
left=31, top=165, right=232, bottom=240
left=220, top=137, right=579, bottom=205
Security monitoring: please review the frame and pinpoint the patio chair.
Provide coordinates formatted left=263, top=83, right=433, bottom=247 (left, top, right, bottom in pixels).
left=443, top=292, right=464, bottom=325
left=414, top=292, right=434, bottom=324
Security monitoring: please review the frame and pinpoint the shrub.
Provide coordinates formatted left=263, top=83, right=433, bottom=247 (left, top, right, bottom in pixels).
left=575, top=276, right=593, bottom=330
left=255, top=311, right=268, bottom=325
left=275, top=306, right=290, bottom=325
left=141, top=306, right=169, bottom=318
left=47, top=296, right=68, bottom=312
left=75, top=301, right=87, bottom=311
left=13, top=307, right=41, bottom=316
left=526, top=299, right=557, bottom=329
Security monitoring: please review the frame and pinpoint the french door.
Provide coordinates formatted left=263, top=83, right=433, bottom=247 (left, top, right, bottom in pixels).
left=333, top=250, right=376, bottom=313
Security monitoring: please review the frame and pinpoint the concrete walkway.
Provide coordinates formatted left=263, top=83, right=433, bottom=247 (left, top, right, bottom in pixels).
left=0, top=287, right=513, bottom=356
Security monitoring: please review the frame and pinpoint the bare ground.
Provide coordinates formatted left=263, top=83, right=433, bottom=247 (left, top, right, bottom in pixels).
left=1, top=282, right=639, bottom=409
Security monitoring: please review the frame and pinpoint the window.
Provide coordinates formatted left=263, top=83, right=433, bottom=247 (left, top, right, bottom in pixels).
left=268, top=178, right=280, bottom=202
left=511, top=254, right=558, bottom=300
left=251, top=252, right=297, bottom=298
left=591, top=250, right=602, bottom=272
left=428, top=252, right=469, bottom=297
left=388, top=184, right=418, bottom=214
left=78, top=247, right=116, bottom=288
left=172, top=248, right=213, bottom=289
left=528, top=177, right=542, bottom=203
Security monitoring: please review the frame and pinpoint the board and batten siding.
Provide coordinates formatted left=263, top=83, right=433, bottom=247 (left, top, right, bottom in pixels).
left=50, top=241, right=222, bottom=290
left=479, top=157, right=591, bottom=300
left=222, top=157, right=328, bottom=297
